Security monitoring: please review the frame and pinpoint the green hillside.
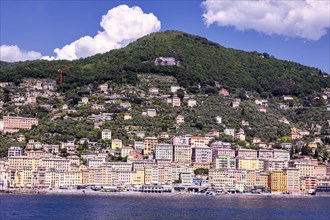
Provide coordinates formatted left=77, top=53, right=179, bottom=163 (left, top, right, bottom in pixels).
left=1, top=30, right=329, bottom=97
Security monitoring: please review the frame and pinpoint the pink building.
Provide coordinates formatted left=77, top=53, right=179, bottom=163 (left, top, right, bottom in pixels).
left=3, top=116, right=38, bottom=133
left=219, top=88, right=229, bottom=97
left=314, top=165, right=327, bottom=178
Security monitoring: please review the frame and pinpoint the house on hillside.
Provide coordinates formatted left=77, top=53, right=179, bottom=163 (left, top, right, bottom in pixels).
left=170, top=86, right=182, bottom=93
left=326, top=105, right=330, bottom=111
left=99, top=83, right=108, bottom=92
left=155, top=57, right=176, bottom=66
left=215, top=116, right=222, bottom=124
left=81, top=97, right=89, bottom=104
left=255, top=99, right=268, bottom=107
left=176, top=115, right=185, bottom=124
left=257, top=106, right=267, bottom=113
left=147, top=109, right=157, bottom=117
left=279, top=103, right=289, bottom=110
left=124, top=113, right=132, bottom=120
left=172, top=96, right=181, bottom=107
left=224, top=128, right=235, bottom=137
left=241, top=120, right=249, bottom=126
left=149, top=87, right=159, bottom=96
left=219, top=88, right=229, bottom=97
left=232, top=99, right=241, bottom=108
left=187, top=99, right=197, bottom=107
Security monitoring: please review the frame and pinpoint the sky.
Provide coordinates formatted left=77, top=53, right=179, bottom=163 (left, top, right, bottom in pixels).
left=0, top=0, right=329, bottom=73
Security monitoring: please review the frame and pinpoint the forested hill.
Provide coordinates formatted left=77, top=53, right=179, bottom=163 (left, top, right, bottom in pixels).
left=1, top=30, right=329, bottom=97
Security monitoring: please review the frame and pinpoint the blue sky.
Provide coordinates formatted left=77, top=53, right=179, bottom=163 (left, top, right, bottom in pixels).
left=1, top=0, right=329, bottom=73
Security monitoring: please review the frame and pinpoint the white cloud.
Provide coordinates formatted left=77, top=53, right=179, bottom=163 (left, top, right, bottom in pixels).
left=0, top=45, right=43, bottom=62
left=53, top=5, right=161, bottom=60
left=202, top=0, right=330, bottom=40
left=0, top=5, right=160, bottom=62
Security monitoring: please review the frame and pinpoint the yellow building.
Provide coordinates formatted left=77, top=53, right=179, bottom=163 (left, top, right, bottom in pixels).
left=131, top=168, right=145, bottom=185
left=246, top=170, right=257, bottom=187
left=173, top=145, right=191, bottom=163
left=113, top=170, right=131, bottom=186
left=41, top=157, right=70, bottom=171
left=100, top=165, right=112, bottom=185
left=192, top=163, right=211, bottom=170
left=9, top=156, right=41, bottom=172
left=124, top=113, right=132, bottom=120
left=293, top=162, right=314, bottom=177
left=236, top=158, right=261, bottom=171
left=190, top=136, right=208, bottom=147
left=88, top=168, right=102, bottom=184
left=143, top=137, right=158, bottom=155
left=111, top=139, right=123, bottom=150
left=144, top=165, right=158, bottom=184
left=256, top=172, right=269, bottom=188
left=158, top=165, right=172, bottom=185
left=22, top=166, right=33, bottom=187
left=268, top=170, right=288, bottom=193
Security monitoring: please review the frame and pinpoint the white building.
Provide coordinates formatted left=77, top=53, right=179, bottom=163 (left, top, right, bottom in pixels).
left=187, top=99, right=197, bottom=107
left=224, top=128, right=235, bottom=137
left=134, top=141, right=144, bottom=150
left=81, top=97, right=89, bottom=104
left=149, top=87, right=159, bottom=96
left=121, top=147, right=134, bottom=157
left=180, top=172, right=193, bottom=185
left=102, top=129, right=112, bottom=140
left=147, top=109, right=157, bottom=117
left=170, top=86, right=181, bottom=93
left=8, top=147, right=22, bottom=157
left=155, top=144, right=173, bottom=161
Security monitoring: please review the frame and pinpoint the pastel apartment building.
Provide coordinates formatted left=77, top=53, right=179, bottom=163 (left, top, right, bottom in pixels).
left=236, top=149, right=258, bottom=158
left=173, top=145, right=191, bottom=163
left=268, top=170, right=288, bottom=193
left=155, top=144, right=173, bottom=161
left=283, top=168, right=300, bottom=193
left=191, top=146, right=212, bottom=164
left=213, top=155, right=236, bottom=169
left=143, top=137, right=158, bottom=155
left=3, top=116, right=38, bottom=133
left=190, top=136, right=208, bottom=147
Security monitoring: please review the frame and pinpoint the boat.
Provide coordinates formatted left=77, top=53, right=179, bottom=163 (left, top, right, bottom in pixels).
left=206, top=191, right=216, bottom=196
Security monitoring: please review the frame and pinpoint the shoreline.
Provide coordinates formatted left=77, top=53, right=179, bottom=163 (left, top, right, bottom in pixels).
left=1, top=189, right=328, bottom=198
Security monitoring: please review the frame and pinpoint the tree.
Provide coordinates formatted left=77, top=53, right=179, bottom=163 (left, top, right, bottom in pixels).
left=236, top=140, right=246, bottom=147
left=83, top=140, right=89, bottom=150
left=238, top=89, right=247, bottom=100
left=194, top=168, right=209, bottom=175
left=60, top=147, right=68, bottom=157
left=176, top=89, right=185, bottom=100
left=3, top=88, right=11, bottom=103
left=60, top=147, right=67, bottom=154
left=313, top=149, right=319, bottom=160
left=290, top=146, right=294, bottom=159
left=301, top=145, right=311, bottom=156
left=322, top=150, right=329, bottom=161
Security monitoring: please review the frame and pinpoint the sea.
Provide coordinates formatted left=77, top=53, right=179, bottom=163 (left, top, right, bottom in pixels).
left=0, top=193, right=329, bottom=220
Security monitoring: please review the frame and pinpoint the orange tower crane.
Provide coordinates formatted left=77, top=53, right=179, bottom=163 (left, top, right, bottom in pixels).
left=58, top=66, right=74, bottom=88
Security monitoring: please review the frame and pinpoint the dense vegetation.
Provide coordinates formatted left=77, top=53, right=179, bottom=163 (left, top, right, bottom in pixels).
left=1, top=31, right=329, bottom=97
